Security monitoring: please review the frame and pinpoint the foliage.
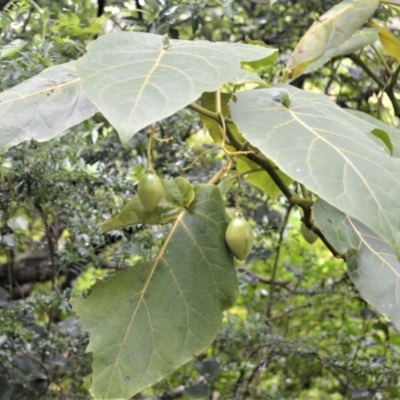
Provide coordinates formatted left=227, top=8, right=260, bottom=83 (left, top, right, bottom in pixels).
left=0, top=0, right=400, bottom=399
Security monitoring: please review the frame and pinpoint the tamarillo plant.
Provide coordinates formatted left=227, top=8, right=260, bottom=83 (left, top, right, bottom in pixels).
left=1, top=0, right=400, bottom=398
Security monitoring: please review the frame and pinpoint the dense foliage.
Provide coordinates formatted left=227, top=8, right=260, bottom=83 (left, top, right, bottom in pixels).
left=0, top=0, right=399, bottom=399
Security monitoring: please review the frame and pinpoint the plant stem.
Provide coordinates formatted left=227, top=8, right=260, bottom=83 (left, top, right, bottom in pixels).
left=235, top=175, right=241, bottom=211
left=349, top=54, right=400, bottom=118
left=265, top=203, right=293, bottom=319
left=224, top=124, right=294, bottom=203
left=188, top=102, right=220, bottom=121
left=147, top=124, right=157, bottom=169
left=371, top=45, right=391, bottom=76
left=207, top=161, right=231, bottom=185
left=189, top=99, right=341, bottom=258
left=386, top=63, right=400, bottom=117
left=349, top=54, right=385, bottom=87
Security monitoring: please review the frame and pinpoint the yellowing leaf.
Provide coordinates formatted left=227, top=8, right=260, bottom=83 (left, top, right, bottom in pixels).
left=371, top=21, right=400, bottom=61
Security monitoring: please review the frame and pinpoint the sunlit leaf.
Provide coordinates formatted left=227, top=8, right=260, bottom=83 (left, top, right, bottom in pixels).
left=73, top=184, right=238, bottom=400
left=200, top=92, right=241, bottom=145
left=314, top=199, right=400, bottom=325
left=229, top=84, right=400, bottom=259
left=240, top=38, right=278, bottom=69
left=102, top=177, right=194, bottom=232
left=0, top=39, right=27, bottom=59
left=0, top=61, right=97, bottom=154
left=236, top=157, right=292, bottom=200
left=228, top=41, right=278, bottom=64
left=370, top=21, right=400, bottom=61
left=283, top=0, right=379, bottom=81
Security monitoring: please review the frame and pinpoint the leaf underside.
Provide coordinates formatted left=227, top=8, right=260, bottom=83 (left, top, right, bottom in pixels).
left=229, top=84, right=400, bottom=259
left=72, top=184, right=238, bottom=400
left=314, top=199, right=400, bottom=325
left=283, top=0, right=379, bottom=80
left=0, top=61, right=97, bottom=154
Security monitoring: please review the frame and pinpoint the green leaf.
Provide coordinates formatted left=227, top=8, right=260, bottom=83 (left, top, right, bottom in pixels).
left=236, top=157, right=292, bottom=200
left=200, top=92, right=241, bottom=144
left=344, top=108, right=400, bottom=157
left=230, top=69, right=269, bottom=87
left=72, top=184, right=238, bottom=400
left=77, top=33, right=275, bottom=145
left=0, top=39, right=27, bottom=59
left=102, top=177, right=195, bottom=232
left=314, top=199, right=400, bottom=325
left=303, top=28, right=380, bottom=74
left=240, top=38, right=278, bottom=69
left=229, top=84, right=400, bottom=259
left=0, top=61, right=97, bottom=155
left=283, top=0, right=379, bottom=81
left=346, top=109, right=400, bottom=156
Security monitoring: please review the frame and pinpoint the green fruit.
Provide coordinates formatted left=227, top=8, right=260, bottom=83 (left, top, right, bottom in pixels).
left=301, top=222, right=318, bottom=244
left=225, top=212, right=254, bottom=261
left=138, top=170, right=164, bottom=211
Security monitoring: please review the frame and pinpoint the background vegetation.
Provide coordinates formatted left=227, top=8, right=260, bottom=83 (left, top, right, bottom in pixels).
left=0, top=0, right=399, bottom=399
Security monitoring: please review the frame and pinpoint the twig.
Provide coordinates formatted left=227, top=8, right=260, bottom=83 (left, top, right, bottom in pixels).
left=265, top=203, right=293, bottom=319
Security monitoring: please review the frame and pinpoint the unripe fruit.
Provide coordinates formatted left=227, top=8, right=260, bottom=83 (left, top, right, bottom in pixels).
left=138, top=170, right=164, bottom=211
left=301, top=222, right=318, bottom=244
left=225, top=212, right=254, bottom=261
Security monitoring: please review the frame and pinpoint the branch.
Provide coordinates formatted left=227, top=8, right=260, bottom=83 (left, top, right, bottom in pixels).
left=349, top=54, right=400, bottom=118
left=265, top=203, right=293, bottom=319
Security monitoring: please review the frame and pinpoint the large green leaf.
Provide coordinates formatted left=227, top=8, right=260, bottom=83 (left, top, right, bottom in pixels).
left=77, top=32, right=275, bottom=145
left=102, top=177, right=195, bottom=232
left=72, top=184, right=238, bottom=400
left=283, top=0, right=379, bottom=81
left=314, top=199, right=400, bottom=325
left=229, top=84, right=400, bottom=259
left=0, top=61, right=97, bottom=155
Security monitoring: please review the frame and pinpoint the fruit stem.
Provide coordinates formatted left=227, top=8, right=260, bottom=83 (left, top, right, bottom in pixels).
left=235, top=174, right=241, bottom=212
left=147, top=124, right=157, bottom=169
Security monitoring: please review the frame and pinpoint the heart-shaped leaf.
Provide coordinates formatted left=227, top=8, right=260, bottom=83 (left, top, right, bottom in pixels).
left=314, top=198, right=400, bottom=325
left=0, top=61, right=97, bottom=154
left=77, top=32, right=276, bottom=145
left=229, top=84, right=400, bottom=259
left=72, top=184, right=238, bottom=400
